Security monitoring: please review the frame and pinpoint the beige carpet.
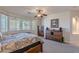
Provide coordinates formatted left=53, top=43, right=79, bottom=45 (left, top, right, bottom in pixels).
left=41, top=38, right=79, bottom=53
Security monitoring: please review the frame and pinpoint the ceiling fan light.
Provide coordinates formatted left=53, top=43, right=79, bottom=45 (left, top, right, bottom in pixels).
left=37, top=14, right=41, bottom=17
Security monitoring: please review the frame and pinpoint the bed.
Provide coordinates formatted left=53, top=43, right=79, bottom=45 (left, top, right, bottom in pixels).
left=0, top=33, right=43, bottom=53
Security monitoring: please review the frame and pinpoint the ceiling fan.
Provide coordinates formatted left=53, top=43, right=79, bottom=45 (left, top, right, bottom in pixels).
left=34, top=9, right=47, bottom=18
left=27, top=8, right=47, bottom=18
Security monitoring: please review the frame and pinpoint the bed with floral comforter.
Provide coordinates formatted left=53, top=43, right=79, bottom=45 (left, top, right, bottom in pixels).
left=0, top=33, right=42, bottom=53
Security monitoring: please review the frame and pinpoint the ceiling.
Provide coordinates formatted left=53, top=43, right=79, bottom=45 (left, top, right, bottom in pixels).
left=0, top=6, right=79, bottom=17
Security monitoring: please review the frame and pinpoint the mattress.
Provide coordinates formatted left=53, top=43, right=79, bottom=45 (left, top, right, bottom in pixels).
left=0, top=33, right=42, bottom=53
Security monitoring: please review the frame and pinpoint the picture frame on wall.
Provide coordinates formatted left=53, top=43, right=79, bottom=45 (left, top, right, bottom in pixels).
left=51, top=19, right=59, bottom=28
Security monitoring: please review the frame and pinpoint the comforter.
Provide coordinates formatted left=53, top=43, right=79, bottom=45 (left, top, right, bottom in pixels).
left=0, top=33, right=42, bottom=53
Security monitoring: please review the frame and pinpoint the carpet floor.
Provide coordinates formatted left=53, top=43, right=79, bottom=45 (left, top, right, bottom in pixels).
left=42, top=38, right=79, bottom=53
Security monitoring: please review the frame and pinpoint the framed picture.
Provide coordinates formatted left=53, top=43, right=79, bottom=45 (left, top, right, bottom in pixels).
left=51, top=19, right=59, bottom=28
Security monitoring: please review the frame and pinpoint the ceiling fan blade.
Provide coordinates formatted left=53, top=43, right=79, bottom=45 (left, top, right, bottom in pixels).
left=41, top=16, right=43, bottom=18
left=43, top=14, right=47, bottom=16
left=34, top=15, right=37, bottom=17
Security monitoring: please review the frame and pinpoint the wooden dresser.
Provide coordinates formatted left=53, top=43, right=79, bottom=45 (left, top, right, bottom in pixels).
left=45, top=28, right=64, bottom=42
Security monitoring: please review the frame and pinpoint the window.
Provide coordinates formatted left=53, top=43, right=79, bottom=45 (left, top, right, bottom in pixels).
left=0, top=14, right=38, bottom=33
left=31, top=20, right=38, bottom=34
left=32, top=20, right=37, bottom=30
left=15, top=18, right=21, bottom=30
left=9, top=18, right=32, bottom=31
left=21, top=20, right=31, bottom=30
left=9, top=17, right=16, bottom=31
left=0, top=14, right=8, bottom=32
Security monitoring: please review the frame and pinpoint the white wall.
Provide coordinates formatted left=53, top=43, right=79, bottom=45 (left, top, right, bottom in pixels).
left=43, top=11, right=71, bottom=43
left=43, top=11, right=79, bottom=45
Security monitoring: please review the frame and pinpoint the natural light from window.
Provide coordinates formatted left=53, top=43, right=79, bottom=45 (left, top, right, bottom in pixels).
left=72, top=16, right=79, bottom=34
left=0, top=14, right=37, bottom=33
